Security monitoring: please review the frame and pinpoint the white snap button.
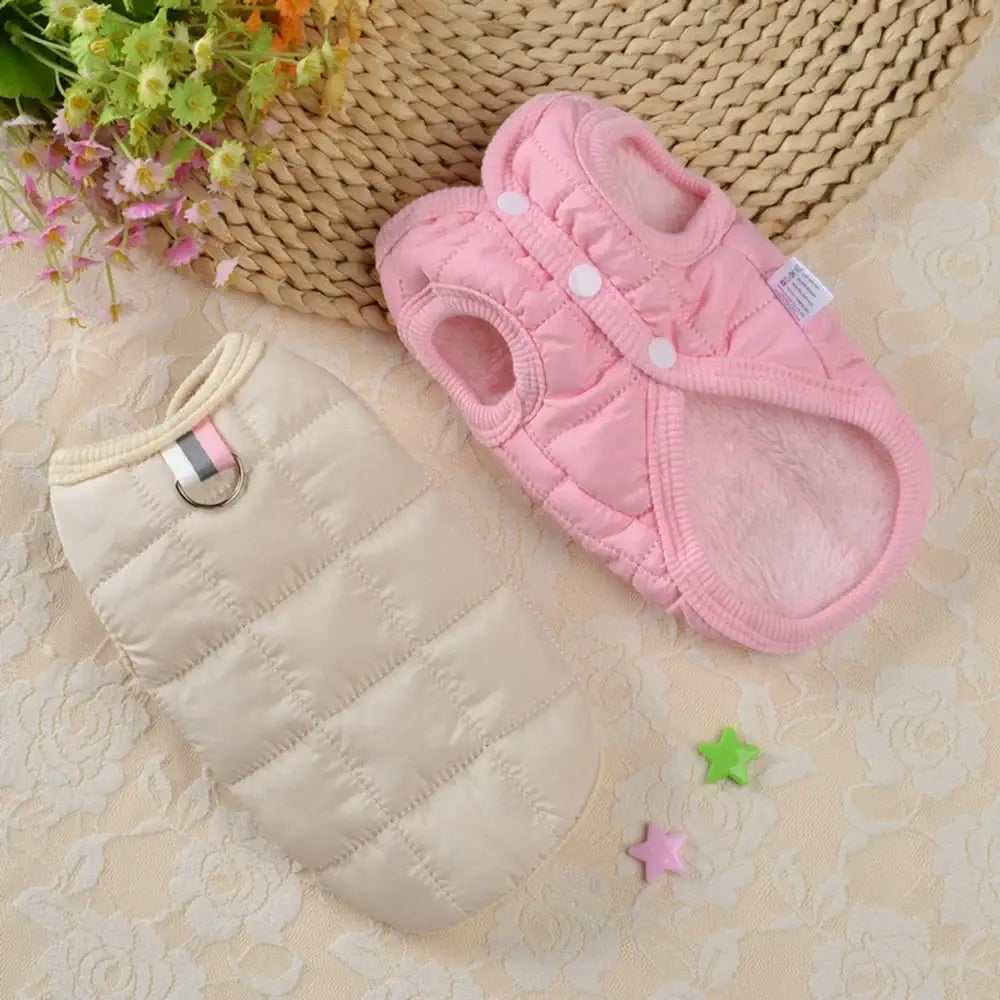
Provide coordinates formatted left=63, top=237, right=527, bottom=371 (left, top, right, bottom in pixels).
left=568, top=264, right=602, bottom=298
left=648, top=338, right=677, bottom=369
left=496, top=191, right=530, bottom=216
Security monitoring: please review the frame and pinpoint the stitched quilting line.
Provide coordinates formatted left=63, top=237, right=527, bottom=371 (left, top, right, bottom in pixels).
left=479, top=211, right=619, bottom=365
left=150, top=483, right=433, bottom=694
left=229, top=577, right=507, bottom=787
left=320, top=669, right=583, bottom=872
left=238, top=408, right=564, bottom=835
left=236, top=409, right=563, bottom=837
left=524, top=422, right=647, bottom=523
left=542, top=365, right=643, bottom=450
left=523, top=131, right=716, bottom=354
left=518, top=206, right=714, bottom=362
left=89, top=506, right=200, bottom=596
left=501, top=442, right=651, bottom=577
left=126, top=464, right=468, bottom=919
left=90, top=393, right=358, bottom=595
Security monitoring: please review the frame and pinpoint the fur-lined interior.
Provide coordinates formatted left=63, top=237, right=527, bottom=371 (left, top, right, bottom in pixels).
left=433, top=315, right=515, bottom=404
left=683, top=392, right=898, bottom=618
left=614, top=138, right=702, bottom=233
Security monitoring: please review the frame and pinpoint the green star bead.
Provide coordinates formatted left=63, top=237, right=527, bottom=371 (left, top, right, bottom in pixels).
left=698, top=727, right=760, bottom=785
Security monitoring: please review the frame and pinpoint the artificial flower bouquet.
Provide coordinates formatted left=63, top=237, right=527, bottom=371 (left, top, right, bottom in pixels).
left=0, top=0, right=367, bottom=321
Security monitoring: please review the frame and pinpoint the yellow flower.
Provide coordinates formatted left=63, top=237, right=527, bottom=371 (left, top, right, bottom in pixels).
left=49, top=0, right=81, bottom=24
left=295, top=49, right=323, bottom=87
left=73, top=4, right=104, bottom=33
left=250, top=148, right=276, bottom=169
left=88, top=37, right=111, bottom=58
left=208, top=140, right=246, bottom=183
left=193, top=33, right=214, bottom=73
left=136, top=61, right=169, bottom=109
left=63, top=88, right=92, bottom=127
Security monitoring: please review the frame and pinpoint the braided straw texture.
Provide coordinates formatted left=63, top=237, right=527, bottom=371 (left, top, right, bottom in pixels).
left=195, top=0, right=994, bottom=330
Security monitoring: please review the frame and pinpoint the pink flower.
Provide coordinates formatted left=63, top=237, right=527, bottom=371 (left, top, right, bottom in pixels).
left=124, top=200, right=170, bottom=220
left=37, top=139, right=68, bottom=170
left=108, top=300, right=131, bottom=322
left=66, top=138, right=111, bottom=183
left=56, top=307, right=87, bottom=326
left=207, top=172, right=248, bottom=197
left=0, top=231, right=28, bottom=248
left=125, top=223, right=146, bottom=248
left=184, top=198, right=222, bottom=226
left=120, top=157, right=169, bottom=196
left=165, top=236, right=200, bottom=267
left=37, top=266, right=63, bottom=283
left=44, top=196, right=77, bottom=220
left=68, top=138, right=111, bottom=159
left=214, top=257, right=239, bottom=287
left=52, top=111, right=71, bottom=137
left=38, top=224, right=67, bottom=248
left=169, top=197, right=186, bottom=226
left=71, top=256, right=100, bottom=273
left=172, top=161, right=194, bottom=185
left=23, top=175, right=43, bottom=208
left=102, top=224, right=146, bottom=260
left=102, top=165, right=130, bottom=205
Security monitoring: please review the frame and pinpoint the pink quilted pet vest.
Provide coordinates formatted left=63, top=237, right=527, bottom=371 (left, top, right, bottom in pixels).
left=376, top=93, right=932, bottom=654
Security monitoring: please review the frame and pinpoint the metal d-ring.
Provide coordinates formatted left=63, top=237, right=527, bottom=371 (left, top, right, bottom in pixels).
left=175, top=454, right=247, bottom=509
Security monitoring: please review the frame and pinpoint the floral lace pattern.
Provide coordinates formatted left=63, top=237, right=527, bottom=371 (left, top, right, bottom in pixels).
left=3, top=29, right=1000, bottom=998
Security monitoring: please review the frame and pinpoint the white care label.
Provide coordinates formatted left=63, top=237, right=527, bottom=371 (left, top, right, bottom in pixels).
left=767, top=257, right=833, bottom=326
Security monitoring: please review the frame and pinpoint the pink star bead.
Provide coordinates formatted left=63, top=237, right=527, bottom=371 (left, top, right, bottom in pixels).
left=627, top=823, right=686, bottom=882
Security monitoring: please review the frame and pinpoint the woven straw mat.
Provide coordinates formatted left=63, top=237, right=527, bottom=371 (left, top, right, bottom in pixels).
left=196, top=0, right=995, bottom=331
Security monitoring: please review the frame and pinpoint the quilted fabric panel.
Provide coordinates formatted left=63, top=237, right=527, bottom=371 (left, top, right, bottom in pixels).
left=49, top=334, right=598, bottom=933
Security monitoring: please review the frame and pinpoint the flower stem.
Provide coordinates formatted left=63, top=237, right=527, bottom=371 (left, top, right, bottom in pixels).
left=104, top=258, right=119, bottom=318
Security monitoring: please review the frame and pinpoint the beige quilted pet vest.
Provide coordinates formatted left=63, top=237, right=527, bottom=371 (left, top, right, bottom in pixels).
left=49, top=333, right=598, bottom=933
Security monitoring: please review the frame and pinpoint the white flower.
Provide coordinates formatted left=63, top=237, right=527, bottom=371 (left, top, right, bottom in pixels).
left=0, top=656, right=147, bottom=821
left=854, top=662, right=985, bottom=798
left=965, top=337, right=1000, bottom=441
left=333, top=932, right=485, bottom=1000
left=560, top=614, right=670, bottom=747
left=920, top=425, right=982, bottom=550
left=0, top=305, right=57, bottom=421
left=361, top=959, right=483, bottom=1000
left=809, top=907, right=941, bottom=1000
left=936, top=930, right=1000, bottom=1000
left=0, top=533, right=52, bottom=667
left=169, top=809, right=301, bottom=943
left=890, top=197, right=1000, bottom=324
left=614, top=754, right=777, bottom=909
left=39, top=908, right=204, bottom=1000
left=936, top=797, right=1000, bottom=930
left=488, top=863, right=620, bottom=995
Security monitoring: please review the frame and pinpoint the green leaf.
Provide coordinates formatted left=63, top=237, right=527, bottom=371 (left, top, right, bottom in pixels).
left=166, top=136, right=195, bottom=166
left=247, top=59, right=279, bottom=111
left=247, top=22, right=273, bottom=58
left=0, top=37, right=56, bottom=98
left=106, top=0, right=155, bottom=19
